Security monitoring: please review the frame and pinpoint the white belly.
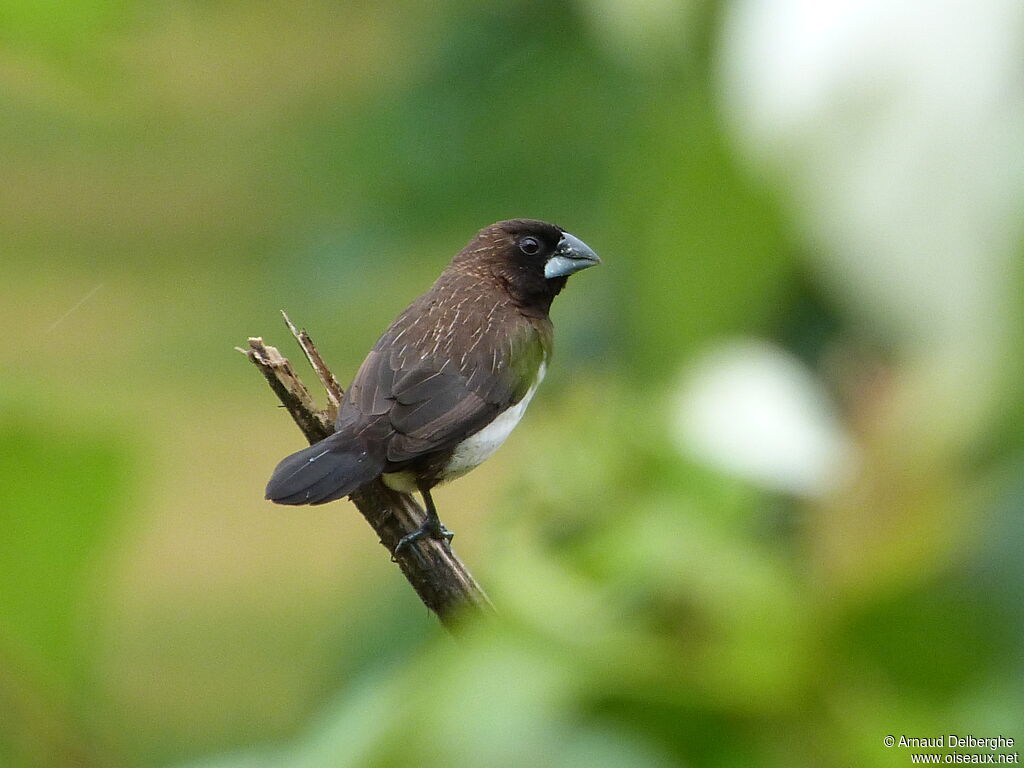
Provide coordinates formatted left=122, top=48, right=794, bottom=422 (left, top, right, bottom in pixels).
left=382, top=362, right=546, bottom=491
left=443, top=367, right=543, bottom=480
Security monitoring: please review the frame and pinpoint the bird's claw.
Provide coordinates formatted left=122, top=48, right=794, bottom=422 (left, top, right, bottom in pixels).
left=393, top=519, right=454, bottom=559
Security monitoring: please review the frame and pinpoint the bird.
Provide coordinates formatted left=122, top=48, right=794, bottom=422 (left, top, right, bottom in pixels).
left=265, top=219, right=600, bottom=551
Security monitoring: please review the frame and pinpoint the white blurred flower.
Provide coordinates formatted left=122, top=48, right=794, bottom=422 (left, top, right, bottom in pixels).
left=674, top=340, right=855, bottom=497
left=718, top=0, right=1024, bottom=368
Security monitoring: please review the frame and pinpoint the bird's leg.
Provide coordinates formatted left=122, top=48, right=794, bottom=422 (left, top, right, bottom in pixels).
left=394, top=487, right=454, bottom=555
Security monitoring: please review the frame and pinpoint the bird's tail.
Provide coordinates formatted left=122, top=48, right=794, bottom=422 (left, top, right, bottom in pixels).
left=265, top=434, right=383, bottom=506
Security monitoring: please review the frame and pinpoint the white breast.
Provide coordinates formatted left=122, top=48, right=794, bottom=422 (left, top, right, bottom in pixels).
left=441, top=361, right=546, bottom=482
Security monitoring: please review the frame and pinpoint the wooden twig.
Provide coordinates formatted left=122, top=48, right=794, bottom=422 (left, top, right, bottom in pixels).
left=281, top=311, right=343, bottom=422
left=242, top=338, right=331, bottom=440
left=240, top=319, right=494, bottom=630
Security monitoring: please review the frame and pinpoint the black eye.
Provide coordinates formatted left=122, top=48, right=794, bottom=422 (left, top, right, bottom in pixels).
left=518, top=236, right=541, bottom=256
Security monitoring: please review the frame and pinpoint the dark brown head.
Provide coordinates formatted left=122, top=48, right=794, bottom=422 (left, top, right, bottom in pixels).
left=453, top=219, right=601, bottom=315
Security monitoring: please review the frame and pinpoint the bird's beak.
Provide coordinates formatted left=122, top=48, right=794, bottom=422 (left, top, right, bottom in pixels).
left=544, top=232, right=601, bottom=279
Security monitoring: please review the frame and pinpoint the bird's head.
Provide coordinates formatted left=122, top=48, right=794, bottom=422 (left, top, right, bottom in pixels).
left=454, top=219, right=601, bottom=314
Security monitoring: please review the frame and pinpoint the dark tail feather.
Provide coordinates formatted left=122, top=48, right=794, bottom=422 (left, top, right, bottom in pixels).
left=265, top=436, right=382, bottom=506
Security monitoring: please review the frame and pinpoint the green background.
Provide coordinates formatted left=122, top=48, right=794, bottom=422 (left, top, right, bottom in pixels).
left=2, top=2, right=1022, bottom=767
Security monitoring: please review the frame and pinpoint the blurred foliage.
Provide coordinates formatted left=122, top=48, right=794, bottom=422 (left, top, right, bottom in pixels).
left=2, top=1, right=1022, bottom=767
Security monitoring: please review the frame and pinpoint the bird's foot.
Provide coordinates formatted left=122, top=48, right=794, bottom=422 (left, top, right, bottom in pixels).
left=393, top=517, right=454, bottom=558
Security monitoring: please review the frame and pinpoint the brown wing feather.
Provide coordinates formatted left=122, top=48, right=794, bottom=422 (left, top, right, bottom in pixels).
left=335, top=273, right=532, bottom=470
left=349, top=350, right=394, bottom=415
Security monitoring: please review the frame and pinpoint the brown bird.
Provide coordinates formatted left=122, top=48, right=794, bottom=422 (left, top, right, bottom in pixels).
left=265, top=219, right=600, bottom=550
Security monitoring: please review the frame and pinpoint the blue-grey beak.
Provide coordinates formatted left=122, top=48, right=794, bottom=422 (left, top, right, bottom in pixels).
left=544, top=231, right=601, bottom=279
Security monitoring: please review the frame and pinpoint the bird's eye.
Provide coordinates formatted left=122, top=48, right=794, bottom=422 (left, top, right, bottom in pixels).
left=518, top=236, right=541, bottom=256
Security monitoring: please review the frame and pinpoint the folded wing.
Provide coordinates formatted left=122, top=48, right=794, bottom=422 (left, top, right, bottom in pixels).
left=266, top=299, right=531, bottom=506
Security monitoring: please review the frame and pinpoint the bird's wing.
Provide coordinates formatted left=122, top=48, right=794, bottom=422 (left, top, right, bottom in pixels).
left=345, top=335, right=522, bottom=465
left=265, top=334, right=511, bottom=505
left=339, top=294, right=544, bottom=462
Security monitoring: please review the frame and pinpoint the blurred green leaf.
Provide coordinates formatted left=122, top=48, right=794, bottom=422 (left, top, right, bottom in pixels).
left=613, top=87, right=793, bottom=380
left=0, top=411, right=130, bottom=766
left=0, top=0, right=130, bottom=57
left=0, top=414, right=128, bottom=678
